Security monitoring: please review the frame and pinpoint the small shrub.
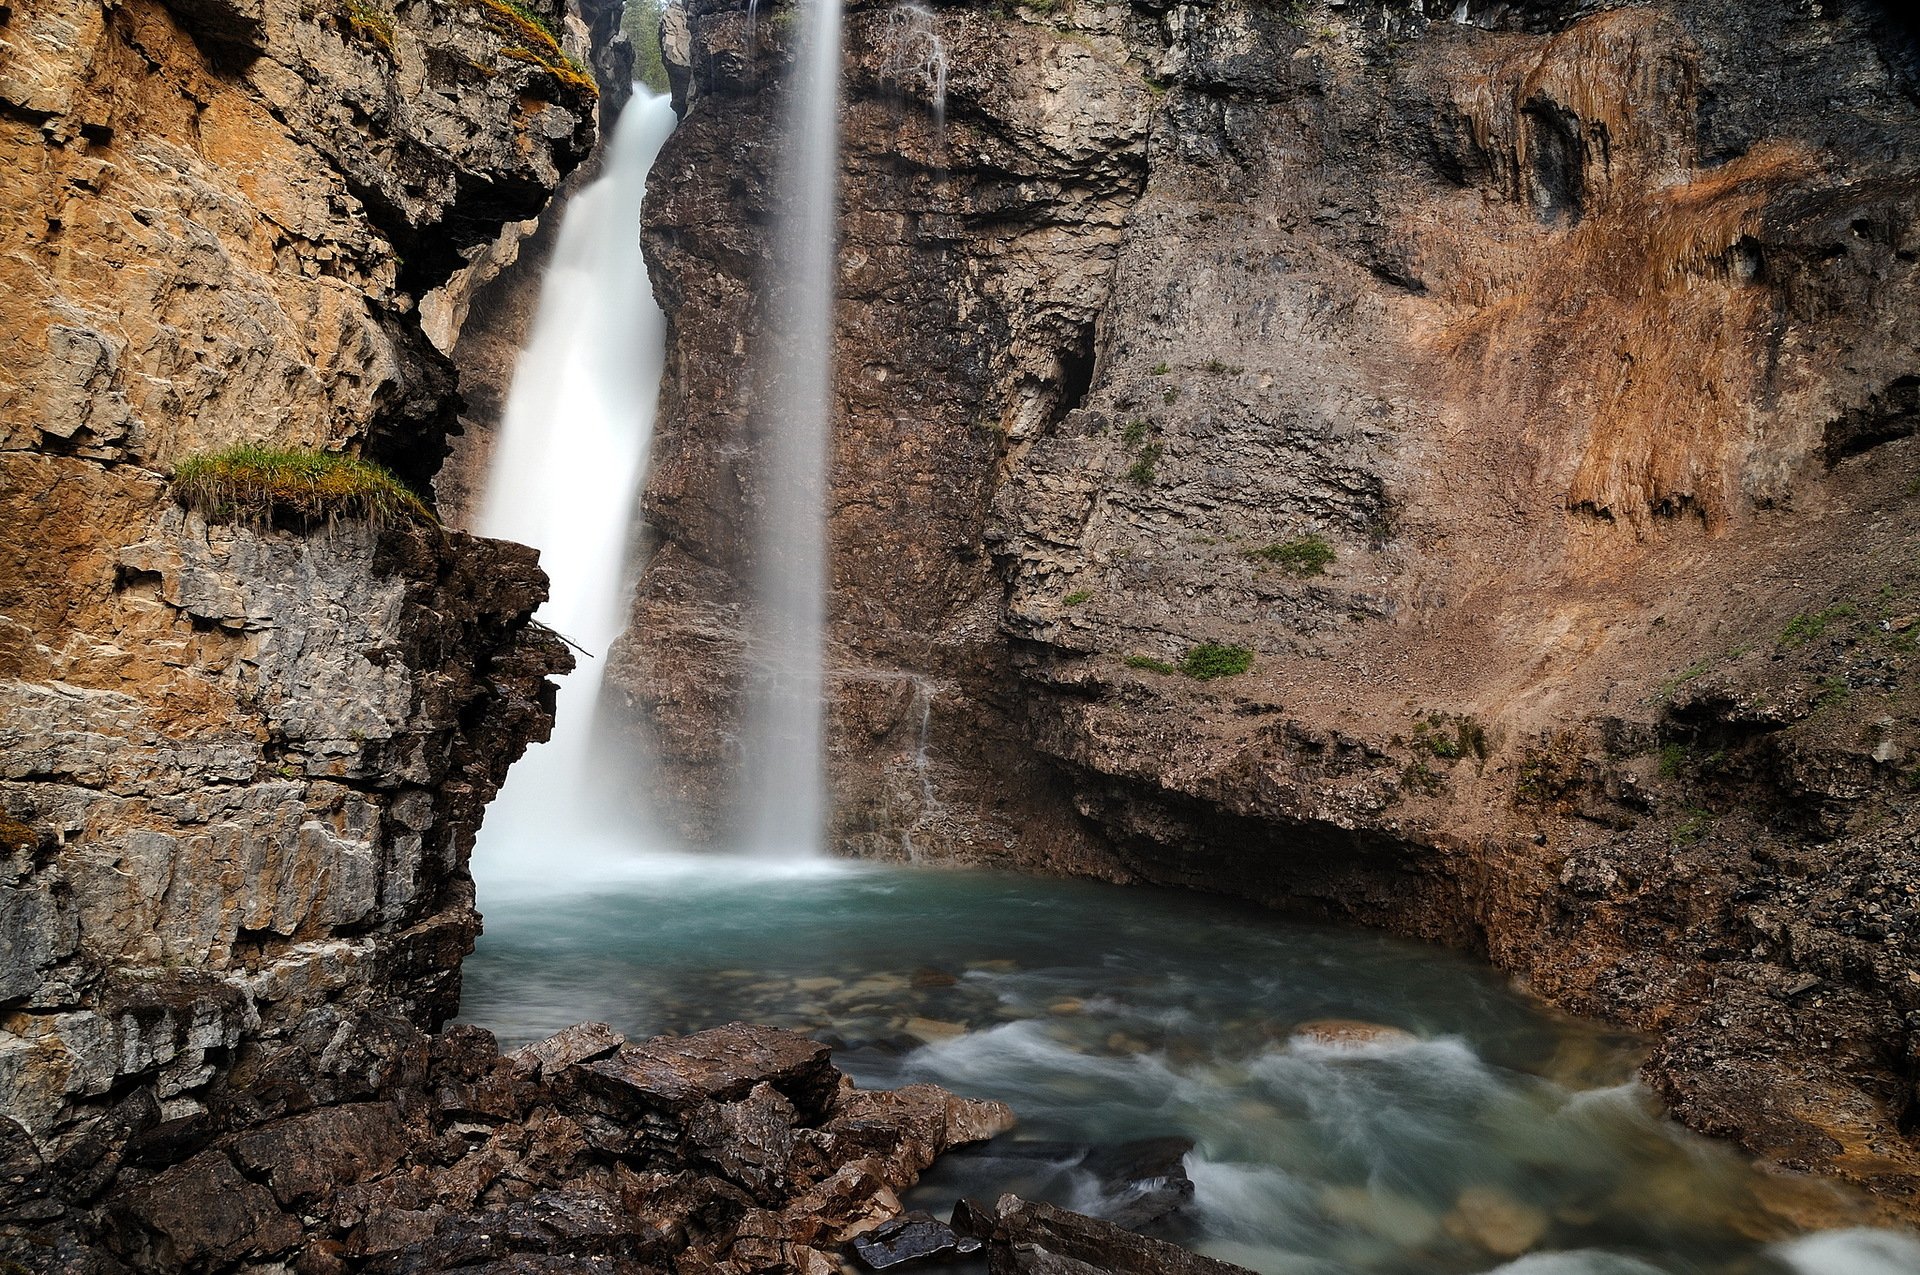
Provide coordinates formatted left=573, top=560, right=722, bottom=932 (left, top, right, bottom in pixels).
left=1412, top=713, right=1488, bottom=763
left=1203, top=358, right=1242, bottom=375
left=1247, top=536, right=1334, bottom=577
left=1063, top=589, right=1092, bottom=606
left=1179, top=643, right=1252, bottom=680
left=1124, top=654, right=1177, bottom=675
left=1161, top=387, right=1178, bottom=405
left=1121, top=418, right=1151, bottom=447
left=172, top=444, right=433, bottom=527
left=1126, top=442, right=1164, bottom=486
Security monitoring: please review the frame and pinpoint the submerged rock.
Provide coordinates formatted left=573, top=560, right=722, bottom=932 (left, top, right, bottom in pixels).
left=969, top=1195, right=1257, bottom=1275
left=1289, top=1020, right=1419, bottom=1050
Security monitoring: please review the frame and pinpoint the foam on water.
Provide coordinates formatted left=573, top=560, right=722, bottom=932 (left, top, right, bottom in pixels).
left=1771, top=1227, right=1920, bottom=1275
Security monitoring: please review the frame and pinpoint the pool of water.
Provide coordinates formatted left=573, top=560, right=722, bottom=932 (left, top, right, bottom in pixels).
left=459, top=856, right=1918, bottom=1275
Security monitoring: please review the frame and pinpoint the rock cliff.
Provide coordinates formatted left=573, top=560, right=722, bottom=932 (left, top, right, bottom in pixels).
left=628, top=0, right=1920, bottom=1209
left=0, top=0, right=594, bottom=1260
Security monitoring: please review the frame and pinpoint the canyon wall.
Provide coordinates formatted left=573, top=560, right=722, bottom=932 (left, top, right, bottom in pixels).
left=0, top=0, right=594, bottom=1261
left=630, top=0, right=1920, bottom=1209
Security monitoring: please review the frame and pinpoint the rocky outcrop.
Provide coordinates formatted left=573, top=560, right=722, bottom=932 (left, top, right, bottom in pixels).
left=630, top=0, right=1920, bottom=1209
left=2, top=1019, right=1014, bottom=1273
left=0, top=0, right=594, bottom=1246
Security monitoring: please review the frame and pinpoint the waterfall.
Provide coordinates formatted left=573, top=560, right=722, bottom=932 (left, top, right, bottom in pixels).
left=737, top=0, right=844, bottom=858
left=469, top=90, right=676, bottom=885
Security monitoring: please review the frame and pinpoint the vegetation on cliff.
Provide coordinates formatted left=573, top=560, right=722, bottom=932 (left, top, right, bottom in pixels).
left=475, top=0, right=598, bottom=95
left=172, top=445, right=434, bottom=527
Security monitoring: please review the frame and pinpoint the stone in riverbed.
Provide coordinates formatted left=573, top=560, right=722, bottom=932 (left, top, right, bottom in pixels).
left=1289, top=1020, right=1418, bottom=1049
left=1440, top=1185, right=1550, bottom=1258
left=904, top=1017, right=969, bottom=1044
left=851, top=1210, right=970, bottom=1268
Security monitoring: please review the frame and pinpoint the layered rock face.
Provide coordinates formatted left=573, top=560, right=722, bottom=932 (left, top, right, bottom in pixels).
left=0, top=0, right=593, bottom=1256
left=631, top=0, right=1920, bottom=1206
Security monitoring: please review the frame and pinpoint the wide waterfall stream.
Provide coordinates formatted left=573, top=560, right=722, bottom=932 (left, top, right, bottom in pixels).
left=462, top=864, right=1916, bottom=1275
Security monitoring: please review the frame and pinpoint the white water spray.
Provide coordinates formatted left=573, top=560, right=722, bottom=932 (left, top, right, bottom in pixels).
left=470, top=91, right=676, bottom=884
left=737, top=0, right=843, bottom=858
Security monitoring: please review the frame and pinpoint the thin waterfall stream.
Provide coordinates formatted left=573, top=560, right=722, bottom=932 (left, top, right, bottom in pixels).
left=457, top=16, right=1920, bottom=1275
left=738, top=0, right=844, bottom=859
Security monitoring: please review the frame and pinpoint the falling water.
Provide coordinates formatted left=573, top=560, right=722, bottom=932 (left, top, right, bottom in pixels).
left=737, top=0, right=843, bottom=858
left=882, top=3, right=947, bottom=142
left=469, top=90, right=677, bottom=885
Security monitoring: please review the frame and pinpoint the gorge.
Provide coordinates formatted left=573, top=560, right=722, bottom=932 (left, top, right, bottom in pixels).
left=4, top=0, right=1920, bottom=1271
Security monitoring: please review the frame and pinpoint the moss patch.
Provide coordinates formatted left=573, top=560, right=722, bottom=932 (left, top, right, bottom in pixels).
left=474, top=0, right=597, bottom=95
left=1124, top=654, right=1177, bottom=675
left=173, top=445, right=434, bottom=528
left=344, top=0, right=396, bottom=53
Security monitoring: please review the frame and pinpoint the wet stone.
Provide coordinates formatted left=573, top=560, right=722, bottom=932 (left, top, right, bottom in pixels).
left=851, top=1210, right=964, bottom=1268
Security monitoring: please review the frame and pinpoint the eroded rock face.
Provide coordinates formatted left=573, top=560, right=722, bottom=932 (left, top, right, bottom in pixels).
left=0, top=0, right=593, bottom=1250
left=633, top=0, right=1920, bottom=1207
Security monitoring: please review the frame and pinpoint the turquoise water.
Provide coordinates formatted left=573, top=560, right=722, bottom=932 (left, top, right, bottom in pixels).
left=459, top=858, right=1916, bottom=1275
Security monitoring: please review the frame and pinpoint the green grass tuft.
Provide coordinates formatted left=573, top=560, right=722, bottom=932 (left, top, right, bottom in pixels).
left=1063, top=589, right=1092, bottom=606
left=1246, top=536, right=1335, bottom=577
left=172, top=444, right=433, bottom=528
left=1778, top=604, right=1857, bottom=648
left=1180, top=642, right=1252, bottom=680
left=1124, top=654, right=1177, bottom=675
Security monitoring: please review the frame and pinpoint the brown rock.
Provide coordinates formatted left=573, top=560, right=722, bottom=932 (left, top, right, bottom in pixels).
left=230, top=1101, right=417, bottom=1209
left=117, top=1149, right=302, bottom=1266
left=512, top=1021, right=628, bottom=1080
left=572, top=1024, right=838, bottom=1118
